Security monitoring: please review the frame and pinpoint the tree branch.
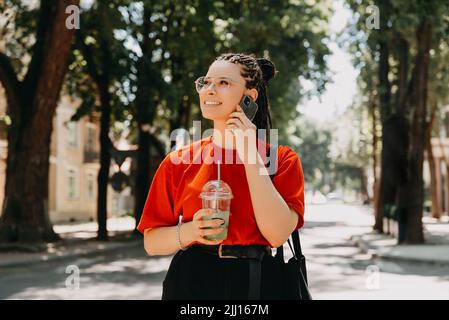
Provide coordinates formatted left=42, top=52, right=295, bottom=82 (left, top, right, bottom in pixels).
left=22, top=0, right=80, bottom=108
left=394, top=32, right=409, bottom=115
left=138, top=0, right=154, bottom=56
left=21, top=0, right=55, bottom=103
left=148, top=132, right=167, bottom=158
left=77, top=28, right=102, bottom=85
left=158, top=2, right=175, bottom=70
left=0, top=51, right=21, bottom=117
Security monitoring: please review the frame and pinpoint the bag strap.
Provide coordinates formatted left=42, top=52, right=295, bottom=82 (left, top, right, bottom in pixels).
left=291, top=229, right=303, bottom=257
left=266, top=145, right=304, bottom=261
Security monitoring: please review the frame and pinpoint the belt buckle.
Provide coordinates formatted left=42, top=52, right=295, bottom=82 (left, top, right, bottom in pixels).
left=218, top=244, right=238, bottom=259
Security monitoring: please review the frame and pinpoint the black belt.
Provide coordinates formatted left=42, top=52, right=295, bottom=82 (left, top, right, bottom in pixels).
left=195, top=244, right=271, bottom=299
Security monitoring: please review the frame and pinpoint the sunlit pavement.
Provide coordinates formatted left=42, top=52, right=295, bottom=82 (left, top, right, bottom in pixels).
left=0, top=245, right=170, bottom=299
left=303, top=203, right=449, bottom=300
left=1, top=203, right=448, bottom=299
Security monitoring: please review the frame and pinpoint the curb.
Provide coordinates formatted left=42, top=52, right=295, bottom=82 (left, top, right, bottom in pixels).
left=350, top=234, right=449, bottom=266
left=0, top=240, right=142, bottom=269
left=370, top=252, right=449, bottom=266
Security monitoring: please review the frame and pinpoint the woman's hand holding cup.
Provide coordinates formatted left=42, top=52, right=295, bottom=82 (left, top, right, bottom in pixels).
left=183, top=209, right=226, bottom=246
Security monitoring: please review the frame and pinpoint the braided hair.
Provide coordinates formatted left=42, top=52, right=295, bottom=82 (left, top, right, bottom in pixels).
left=215, top=53, right=277, bottom=142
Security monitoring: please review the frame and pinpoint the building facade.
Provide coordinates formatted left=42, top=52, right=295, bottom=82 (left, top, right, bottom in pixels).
left=0, top=92, right=133, bottom=223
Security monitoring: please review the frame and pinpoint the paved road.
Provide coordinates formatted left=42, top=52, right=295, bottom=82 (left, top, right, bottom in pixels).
left=1, top=203, right=448, bottom=299
left=0, top=245, right=170, bottom=299
left=303, top=204, right=449, bottom=299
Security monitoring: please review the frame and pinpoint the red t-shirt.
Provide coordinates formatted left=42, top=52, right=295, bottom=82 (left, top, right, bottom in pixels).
left=137, top=135, right=305, bottom=247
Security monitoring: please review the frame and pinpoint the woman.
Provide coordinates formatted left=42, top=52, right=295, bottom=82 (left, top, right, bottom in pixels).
left=137, top=53, right=305, bottom=300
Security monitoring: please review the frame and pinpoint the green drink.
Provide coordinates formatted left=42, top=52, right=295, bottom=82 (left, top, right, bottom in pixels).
left=199, top=179, right=233, bottom=241
left=202, top=210, right=230, bottom=240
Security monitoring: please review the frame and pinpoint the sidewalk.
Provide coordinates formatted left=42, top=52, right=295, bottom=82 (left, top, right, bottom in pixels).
left=351, top=216, right=449, bottom=265
left=0, top=217, right=142, bottom=268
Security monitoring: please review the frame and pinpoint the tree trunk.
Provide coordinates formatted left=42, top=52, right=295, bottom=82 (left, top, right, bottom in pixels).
left=0, top=0, right=79, bottom=243
left=377, top=38, right=397, bottom=235
left=360, top=169, right=369, bottom=204
left=132, top=3, right=166, bottom=230
left=373, top=179, right=381, bottom=230
left=445, top=163, right=449, bottom=217
left=133, top=62, right=157, bottom=230
left=183, top=98, right=192, bottom=130
left=371, top=99, right=383, bottom=232
left=97, top=83, right=112, bottom=241
left=1, top=124, right=57, bottom=242
left=134, top=125, right=151, bottom=230
left=426, top=105, right=441, bottom=219
left=133, top=129, right=165, bottom=231
left=397, top=20, right=432, bottom=244
left=379, top=115, right=408, bottom=234
left=438, top=138, right=449, bottom=216
left=169, top=99, right=186, bottom=151
left=378, top=29, right=413, bottom=239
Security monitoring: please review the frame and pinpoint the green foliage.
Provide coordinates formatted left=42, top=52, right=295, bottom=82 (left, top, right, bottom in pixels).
left=3, top=0, right=335, bottom=178
left=219, top=0, right=333, bottom=139
left=0, top=1, right=39, bottom=79
left=111, top=0, right=333, bottom=143
left=331, top=98, right=374, bottom=192
left=65, top=0, right=131, bottom=126
left=344, top=0, right=449, bottom=239
left=286, top=117, right=332, bottom=191
left=344, top=0, right=449, bottom=160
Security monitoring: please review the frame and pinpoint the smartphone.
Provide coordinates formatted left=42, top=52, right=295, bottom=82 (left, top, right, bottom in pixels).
left=239, top=95, right=258, bottom=121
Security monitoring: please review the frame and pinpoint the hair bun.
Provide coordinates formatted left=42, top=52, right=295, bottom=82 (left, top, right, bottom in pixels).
left=256, top=58, right=277, bottom=83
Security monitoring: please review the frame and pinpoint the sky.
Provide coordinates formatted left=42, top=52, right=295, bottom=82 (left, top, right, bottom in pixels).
left=297, top=0, right=358, bottom=123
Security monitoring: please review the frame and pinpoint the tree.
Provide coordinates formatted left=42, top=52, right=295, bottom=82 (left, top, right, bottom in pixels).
left=424, top=102, right=441, bottom=219
left=287, top=117, right=332, bottom=193
left=426, top=30, right=449, bottom=219
left=346, top=0, right=449, bottom=243
left=325, top=97, right=373, bottom=200
left=0, top=0, right=79, bottom=243
left=120, top=1, right=185, bottom=230
left=222, top=0, right=332, bottom=140
left=342, top=28, right=382, bottom=228
left=119, top=0, right=334, bottom=227
left=66, top=0, right=130, bottom=240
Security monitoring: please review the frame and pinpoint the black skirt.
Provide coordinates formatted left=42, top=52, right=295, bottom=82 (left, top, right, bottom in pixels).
left=161, top=245, right=285, bottom=300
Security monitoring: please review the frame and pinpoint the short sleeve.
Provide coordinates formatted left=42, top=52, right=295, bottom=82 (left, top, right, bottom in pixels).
left=136, top=154, right=178, bottom=234
left=272, top=146, right=305, bottom=230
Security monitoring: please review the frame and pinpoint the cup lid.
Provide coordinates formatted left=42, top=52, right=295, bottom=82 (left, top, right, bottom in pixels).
left=199, top=180, right=233, bottom=200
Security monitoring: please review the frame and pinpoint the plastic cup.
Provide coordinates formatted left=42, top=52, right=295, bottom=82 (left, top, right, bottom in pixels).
left=199, top=180, right=233, bottom=241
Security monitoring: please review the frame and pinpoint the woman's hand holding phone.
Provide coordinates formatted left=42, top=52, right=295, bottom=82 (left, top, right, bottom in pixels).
left=225, top=103, right=257, bottom=161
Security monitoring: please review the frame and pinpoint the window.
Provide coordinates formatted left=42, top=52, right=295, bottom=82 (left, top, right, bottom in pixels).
left=86, top=126, right=95, bottom=151
left=112, top=192, right=120, bottom=214
left=66, top=122, right=78, bottom=147
left=66, top=168, right=79, bottom=199
left=87, top=173, right=95, bottom=201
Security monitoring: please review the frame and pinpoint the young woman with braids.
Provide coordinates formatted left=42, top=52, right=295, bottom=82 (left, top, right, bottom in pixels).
left=137, top=53, right=305, bottom=300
